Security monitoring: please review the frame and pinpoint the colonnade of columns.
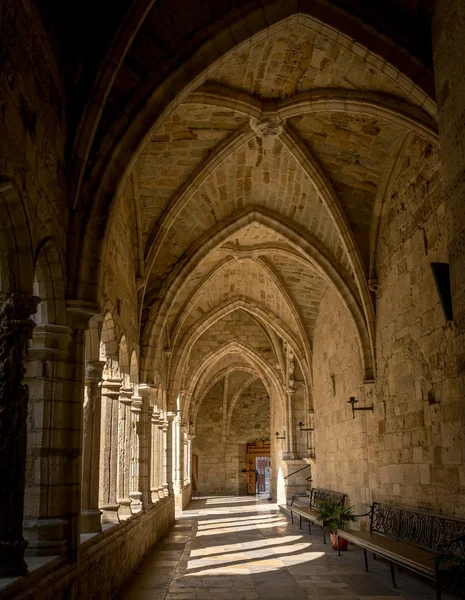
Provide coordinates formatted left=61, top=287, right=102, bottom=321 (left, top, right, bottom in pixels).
left=0, top=298, right=194, bottom=577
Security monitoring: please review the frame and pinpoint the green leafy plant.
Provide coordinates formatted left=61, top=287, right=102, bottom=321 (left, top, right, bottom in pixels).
left=315, top=499, right=357, bottom=533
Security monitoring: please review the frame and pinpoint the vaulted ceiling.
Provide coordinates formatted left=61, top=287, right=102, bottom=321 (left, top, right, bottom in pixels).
left=129, top=14, right=437, bottom=416
left=41, top=0, right=438, bottom=417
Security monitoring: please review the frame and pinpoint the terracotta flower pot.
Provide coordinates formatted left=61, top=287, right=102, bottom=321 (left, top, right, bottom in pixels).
left=330, top=533, right=348, bottom=551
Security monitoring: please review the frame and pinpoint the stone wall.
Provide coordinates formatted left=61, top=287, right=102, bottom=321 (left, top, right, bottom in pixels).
left=193, top=378, right=270, bottom=495
left=372, top=133, right=463, bottom=515
left=0, top=498, right=174, bottom=600
left=433, top=0, right=465, bottom=517
left=312, top=286, right=368, bottom=513
left=0, top=0, right=68, bottom=260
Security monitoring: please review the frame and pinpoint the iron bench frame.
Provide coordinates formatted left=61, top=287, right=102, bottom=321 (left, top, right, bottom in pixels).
left=289, top=488, right=346, bottom=544
left=337, top=501, right=465, bottom=600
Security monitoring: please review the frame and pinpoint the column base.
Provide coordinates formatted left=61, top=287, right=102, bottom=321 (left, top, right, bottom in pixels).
left=80, top=509, right=102, bottom=534
left=117, top=498, right=133, bottom=519
left=130, top=491, right=143, bottom=513
left=23, top=518, right=67, bottom=557
left=100, top=503, right=120, bottom=524
left=0, top=539, right=28, bottom=576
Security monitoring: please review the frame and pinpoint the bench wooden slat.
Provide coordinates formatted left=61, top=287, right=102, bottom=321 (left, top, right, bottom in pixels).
left=290, top=506, right=323, bottom=527
left=338, top=528, right=438, bottom=578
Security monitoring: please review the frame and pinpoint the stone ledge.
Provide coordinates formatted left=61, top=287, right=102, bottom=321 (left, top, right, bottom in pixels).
left=0, top=497, right=175, bottom=600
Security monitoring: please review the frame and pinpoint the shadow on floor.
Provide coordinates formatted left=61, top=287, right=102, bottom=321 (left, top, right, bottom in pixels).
left=117, top=495, right=455, bottom=600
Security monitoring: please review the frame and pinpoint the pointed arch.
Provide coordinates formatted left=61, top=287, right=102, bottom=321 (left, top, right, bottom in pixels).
left=32, top=238, right=66, bottom=325
left=170, top=296, right=307, bottom=403
left=71, top=7, right=435, bottom=305
left=143, top=207, right=374, bottom=381
left=181, top=340, right=285, bottom=420
left=0, top=178, right=33, bottom=294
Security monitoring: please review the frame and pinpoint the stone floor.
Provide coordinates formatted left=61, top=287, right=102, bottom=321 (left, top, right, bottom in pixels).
left=117, top=495, right=454, bottom=600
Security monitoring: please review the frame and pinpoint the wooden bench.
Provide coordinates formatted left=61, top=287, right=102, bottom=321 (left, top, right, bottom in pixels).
left=289, top=488, right=346, bottom=544
left=338, top=502, right=465, bottom=600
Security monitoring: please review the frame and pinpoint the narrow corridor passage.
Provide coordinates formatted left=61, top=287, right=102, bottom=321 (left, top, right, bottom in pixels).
left=117, top=497, right=452, bottom=600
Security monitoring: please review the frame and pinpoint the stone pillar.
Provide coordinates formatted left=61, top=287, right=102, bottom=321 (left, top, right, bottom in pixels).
left=99, top=377, right=122, bottom=524
left=284, top=388, right=296, bottom=459
left=433, top=2, right=465, bottom=454
left=23, top=324, right=74, bottom=556
left=117, top=386, right=133, bottom=519
left=158, top=411, right=165, bottom=498
left=163, top=412, right=174, bottom=497
left=129, top=392, right=143, bottom=512
left=0, top=292, right=38, bottom=576
left=81, top=360, right=105, bottom=533
left=173, top=414, right=182, bottom=496
left=150, top=407, right=160, bottom=503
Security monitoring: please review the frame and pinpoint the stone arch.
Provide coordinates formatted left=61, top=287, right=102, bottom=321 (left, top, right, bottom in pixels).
left=130, top=350, right=139, bottom=387
left=85, top=316, right=102, bottom=362
left=182, top=340, right=285, bottom=421
left=119, top=335, right=130, bottom=388
left=170, top=297, right=306, bottom=401
left=144, top=207, right=374, bottom=381
left=71, top=6, right=435, bottom=305
left=32, top=238, right=66, bottom=325
left=186, top=84, right=438, bottom=143
left=100, top=312, right=119, bottom=377
left=0, top=178, right=33, bottom=294
left=190, top=366, right=260, bottom=433
left=169, top=256, right=313, bottom=380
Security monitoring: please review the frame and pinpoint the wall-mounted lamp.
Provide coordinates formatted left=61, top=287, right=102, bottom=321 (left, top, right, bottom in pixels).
left=275, top=431, right=286, bottom=441
left=347, top=396, right=374, bottom=419
left=297, top=422, right=313, bottom=434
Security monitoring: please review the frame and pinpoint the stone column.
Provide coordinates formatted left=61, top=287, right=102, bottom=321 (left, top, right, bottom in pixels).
left=81, top=360, right=105, bottom=533
left=173, top=414, right=182, bottom=496
left=65, top=301, right=99, bottom=561
left=284, top=388, right=296, bottom=459
left=23, top=323, right=73, bottom=556
left=129, top=392, right=143, bottom=512
left=157, top=411, right=165, bottom=498
left=99, top=377, right=122, bottom=524
left=149, top=407, right=160, bottom=503
left=0, top=292, right=38, bottom=576
left=116, top=386, right=133, bottom=519
left=162, top=413, right=171, bottom=497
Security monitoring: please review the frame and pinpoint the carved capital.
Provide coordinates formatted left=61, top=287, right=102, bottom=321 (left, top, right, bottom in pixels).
left=85, top=360, right=106, bottom=382
left=119, top=386, right=133, bottom=405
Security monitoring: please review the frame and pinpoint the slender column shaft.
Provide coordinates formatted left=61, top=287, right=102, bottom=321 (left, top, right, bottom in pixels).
left=99, top=377, right=122, bottom=523
left=0, top=292, right=38, bottom=575
left=158, top=414, right=165, bottom=498
left=117, top=386, right=133, bottom=518
left=23, top=324, right=74, bottom=555
left=81, top=360, right=105, bottom=533
left=130, top=393, right=143, bottom=511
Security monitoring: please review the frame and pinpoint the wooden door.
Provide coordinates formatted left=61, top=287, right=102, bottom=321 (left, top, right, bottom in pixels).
left=245, top=441, right=270, bottom=495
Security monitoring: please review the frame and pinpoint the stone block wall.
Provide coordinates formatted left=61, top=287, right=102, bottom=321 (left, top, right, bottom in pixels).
left=433, top=0, right=465, bottom=517
left=312, top=286, right=368, bottom=514
left=0, top=498, right=174, bottom=600
left=193, top=377, right=270, bottom=495
left=373, top=133, right=463, bottom=515
left=0, top=0, right=67, bottom=259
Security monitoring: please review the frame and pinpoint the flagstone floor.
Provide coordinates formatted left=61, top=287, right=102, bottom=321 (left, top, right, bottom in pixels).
left=117, top=496, right=454, bottom=600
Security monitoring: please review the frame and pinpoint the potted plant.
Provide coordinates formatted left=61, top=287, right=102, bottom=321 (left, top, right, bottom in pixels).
left=316, top=500, right=357, bottom=552
left=434, top=546, right=465, bottom=598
